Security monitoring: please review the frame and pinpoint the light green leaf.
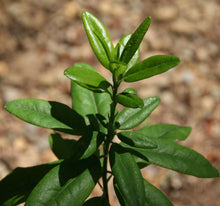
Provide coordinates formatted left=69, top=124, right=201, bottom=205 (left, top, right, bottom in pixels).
left=110, top=144, right=145, bottom=206
left=82, top=11, right=115, bottom=69
left=137, top=124, right=192, bottom=141
left=123, top=55, right=180, bottom=82
left=25, top=156, right=101, bottom=206
left=117, top=93, right=144, bottom=108
left=120, top=17, right=151, bottom=64
left=122, top=88, right=137, bottom=94
left=5, top=99, right=86, bottom=135
left=0, top=161, right=61, bottom=206
left=115, top=97, right=160, bottom=130
left=124, top=138, right=220, bottom=178
left=143, top=179, right=173, bottom=206
left=115, top=34, right=140, bottom=69
left=64, top=64, right=111, bottom=92
left=117, top=131, right=157, bottom=149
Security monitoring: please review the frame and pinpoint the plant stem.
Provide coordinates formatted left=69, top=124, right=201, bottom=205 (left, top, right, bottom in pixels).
left=102, top=77, right=119, bottom=202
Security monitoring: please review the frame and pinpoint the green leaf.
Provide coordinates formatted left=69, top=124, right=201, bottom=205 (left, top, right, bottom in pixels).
left=117, top=131, right=157, bottom=149
left=137, top=124, right=192, bottom=141
left=143, top=179, right=173, bottom=206
left=83, top=196, right=110, bottom=206
left=115, top=97, right=160, bottom=130
left=124, top=138, right=220, bottom=178
left=0, top=161, right=61, bottom=206
left=82, top=11, right=115, bottom=69
left=5, top=99, right=86, bottom=135
left=25, top=156, right=101, bottom=206
left=49, top=133, right=77, bottom=159
left=120, top=17, right=151, bottom=64
left=117, top=93, right=144, bottom=108
left=110, top=144, right=145, bottom=206
left=71, top=75, right=111, bottom=132
left=113, top=178, right=126, bottom=206
left=123, top=55, right=180, bottom=82
left=64, top=64, right=111, bottom=92
left=122, top=88, right=137, bottom=94
left=50, top=131, right=103, bottom=161
left=115, top=34, right=140, bottom=69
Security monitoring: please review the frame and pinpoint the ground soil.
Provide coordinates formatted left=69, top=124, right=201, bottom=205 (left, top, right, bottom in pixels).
left=0, top=0, right=219, bottom=205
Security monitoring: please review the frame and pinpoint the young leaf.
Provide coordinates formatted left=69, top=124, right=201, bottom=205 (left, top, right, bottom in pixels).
left=143, top=179, right=173, bottom=206
left=25, top=156, right=101, bottom=206
left=110, top=144, right=146, bottom=206
left=124, top=138, right=220, bottom=178
left=136, top=124, right=192, bottom=141
left=123, top=55, right=180, bottom=82
left=115, top=97, right=160, bottom=130
left=64, top=64, right=111, bottom=92
left=116, top=93, right=144, bottom=108
left=0, top=161, right=61, bottom=206
left=120, top=17, right=151, bottom=64
left=5, top=99, right=87, bottom=135
left=117, top=131, right=157, bottom=149
left=115, top=34, right=140, bottom=69
left=82, top=11, right=115, bottom=69
left=49, top=133, right=77, bottom=159
left=122, top=88, right=137, bottom=94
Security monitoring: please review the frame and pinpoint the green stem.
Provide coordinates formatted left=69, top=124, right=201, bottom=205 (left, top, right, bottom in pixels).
left=102, top=77, right=119, bottom=202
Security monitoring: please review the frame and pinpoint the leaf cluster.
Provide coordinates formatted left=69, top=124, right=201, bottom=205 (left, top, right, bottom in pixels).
left=0, top=11, right=219, bottom=206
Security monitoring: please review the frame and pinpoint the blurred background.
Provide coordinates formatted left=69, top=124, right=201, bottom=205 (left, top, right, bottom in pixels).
left=0, top=0, right=219, bottom=205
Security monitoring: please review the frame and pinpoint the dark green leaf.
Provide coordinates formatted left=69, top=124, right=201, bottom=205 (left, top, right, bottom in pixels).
left=117, top=131, right=157, bottom=149
left=143, top=179, right=173, bottom=206
left=0, top=161, right=61, bottom=206
left=110, top=144, right=145, bottom=206
left=64, top=64, right=111, bottom=92
left=5, top=99, right=86, bottom=135
left=113, top=178, right=126, bottom=206
left=49, top=133, right=77, bottom=159
left=124, top=138, right=220, bottom=178
left=115, top=97, right=160, bottom=130
left=120, top=17, right=151, bottom=64
left=117, top=93, right=144, bottom=108
left=123, top=55, right=180, bottom=82
left=137, top=124, right=192, bottom=141
left=115, top=34, right=140, bottom=69
left=83, top=196, right=110, bottom=206
left=82, top=11, right=115, bottom=69
left=25, top=156, right=101, bottom=206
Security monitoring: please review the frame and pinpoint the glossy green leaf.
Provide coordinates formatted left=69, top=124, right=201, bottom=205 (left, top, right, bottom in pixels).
left=115, top=97, right=160, bottom=130
left=82, top=11, right=115, bottom=69
left=5, top=99, right=86, bottom=135
left=0, top=161, right=61, bottom=206
left=110, top=144, right=145, bottom=206
left=115, top=34, right=140, bottom=69
left=49, top=133, right=77, bottom=159
left=109, top=61, right=127, bottom=81
left=137, top=124, right=192, bottom=141
left=71, top=72, right=111, bottom=131
left=123, top=55, right=180, bottom=82
left=117, top=131, right=157, bottom=149
left=64, top=64, right=111, bottom=92
left=122, top=88, right=137, bottom=94
left=143, top=179, right=173, bottom=206
left=124, top=138, right=220, bottom=178
left=120, top=17, right=151, bottom=64
left=25, top=156, right=101, bottom=206
left=117, top=93, right=144, bottom=108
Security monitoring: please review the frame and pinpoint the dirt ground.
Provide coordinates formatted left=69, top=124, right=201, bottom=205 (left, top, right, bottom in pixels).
left=0, top=0, right=219, bottom=205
